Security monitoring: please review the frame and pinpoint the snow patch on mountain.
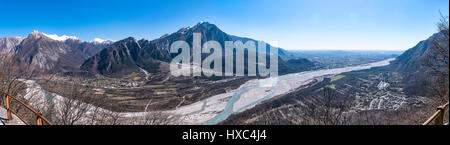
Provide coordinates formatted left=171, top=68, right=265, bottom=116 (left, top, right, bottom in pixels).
left=42, top=32, right=78, bottom=41
left=92, top=38, right=114, bottom=43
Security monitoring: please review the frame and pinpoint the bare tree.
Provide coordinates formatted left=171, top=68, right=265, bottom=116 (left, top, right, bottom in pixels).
left=424, top=12, right=449, bottom=104
left=38, top=80, right=180, bottom=125
left=0, top=55, right=38, bottom=97
left=303, top=87, right=350, bottom=125
left=51, top=84, right=91, bottom=125
left=0, top=54, right=45, bottom=124
left=41, top=81, right=125, bottom=125
left=123, top=104, right=180, bottom=125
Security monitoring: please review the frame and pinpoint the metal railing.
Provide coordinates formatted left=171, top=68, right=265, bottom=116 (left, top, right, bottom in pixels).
left=423, top=102, right=449, bottom=125
left=1, top=91, right=53, bottom=125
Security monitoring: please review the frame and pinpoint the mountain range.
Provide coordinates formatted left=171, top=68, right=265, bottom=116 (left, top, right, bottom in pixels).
left=0, top=22, right=315, bottom=77
left=1, top=31, right=113, bottom=73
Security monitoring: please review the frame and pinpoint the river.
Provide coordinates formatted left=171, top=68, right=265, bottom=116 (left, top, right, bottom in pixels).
left=168, top=58, right=395, bottom=125
left=24, top=58, right=395, bottom=125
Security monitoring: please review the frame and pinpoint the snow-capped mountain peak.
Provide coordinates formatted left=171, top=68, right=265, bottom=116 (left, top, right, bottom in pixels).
left=30, top=30, right=42, bottom=35
left=42, top=33, right=78, bottom=41
left=93, top=38, right=106, bottom=43
left=92, top=38, right=114, bottom=44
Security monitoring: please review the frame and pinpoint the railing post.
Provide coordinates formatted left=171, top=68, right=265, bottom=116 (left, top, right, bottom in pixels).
left=1, top=94, right=4, bottom=107
left=434, top=107, right=445, bottom=125
left=6, top=94, right=12, bottom=121
left=36, top=114, right=43, bottom=125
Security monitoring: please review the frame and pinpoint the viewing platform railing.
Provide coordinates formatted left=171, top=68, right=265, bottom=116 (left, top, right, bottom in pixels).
left=423, top=102, right=449, bottom=125
left=1, top=91, right=52, bottom=125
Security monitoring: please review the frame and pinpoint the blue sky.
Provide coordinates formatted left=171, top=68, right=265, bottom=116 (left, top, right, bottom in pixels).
left=0, top=0, right=448, bottom=50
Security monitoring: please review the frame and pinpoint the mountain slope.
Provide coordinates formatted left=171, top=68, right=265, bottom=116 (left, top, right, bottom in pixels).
left=11, top=31, right=111, bottom=73
left=0, top=37, right=22, bottom=55
left=80, top=37, right=169, bottom=77
left=390, top=33, right=436, bottom=73
left=15, top=31, right=76, bottom=71
left=153, top=21, right=314, bottom=75
left=388, top=32, right=446, bottom=95
left=153, top=22, right=288, bottom=55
